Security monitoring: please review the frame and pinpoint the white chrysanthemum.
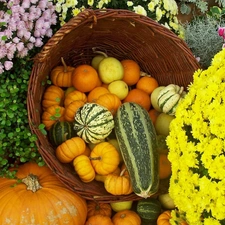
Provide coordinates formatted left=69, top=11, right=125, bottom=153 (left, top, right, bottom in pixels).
left=163, top=0, right=178, bottom=14
left=156, top=7, right=162, bottom=21
left=133, top=5, right=147, bottom=16
left=72, top=7, right=81, bottom=16
left=148, top=2, right=155, bottom=12
left=127, top=1, right=133, bottom=7
left=65, top=0, right=78, bottom=8
left=88, top=0, right=94, bottom=6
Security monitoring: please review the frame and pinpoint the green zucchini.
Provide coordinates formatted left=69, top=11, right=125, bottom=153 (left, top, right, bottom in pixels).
left=114, top=102, right=159, bottom=198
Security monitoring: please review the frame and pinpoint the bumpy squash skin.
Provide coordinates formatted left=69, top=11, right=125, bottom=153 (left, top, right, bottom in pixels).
left=114, top=102, right=159, bottom=198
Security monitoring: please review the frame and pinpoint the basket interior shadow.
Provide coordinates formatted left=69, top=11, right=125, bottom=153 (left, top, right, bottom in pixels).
left=27, top=9, right=200, bottom=202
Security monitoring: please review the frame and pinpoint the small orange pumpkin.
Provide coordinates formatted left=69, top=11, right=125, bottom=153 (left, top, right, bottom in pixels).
left=50, top=57, right=75, bottom=87
left=64, top=100, right=85, bottom=122
left=95, top=166, right=121, bottom=183
left=41, top=105, right=65, bottom=130
left=73, top=155, right=96, bottom=183
left=85, top=214, right=114, bottom=225
left=42, top=85, right=65, bottom=110
left=0, top=162, right=87, bottom=225
left=64, top=90, right=87, bottom=107
left=157, top=210, right=189, bottom=225
left=55, top=137, right=86, bottom=163
left=87, top=201, right=112, bottom=218
left=87, top=86, right=110, bottom=103
left=90, top=142, right=120, bottom=175
left=112, top=209, right=141, bottom=225
left=95, top=93, right=122, bottom=116
left=104, top=167, right=133, bottom=195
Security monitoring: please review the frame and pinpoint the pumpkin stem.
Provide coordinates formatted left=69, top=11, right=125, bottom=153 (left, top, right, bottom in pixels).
left=92, top=47, right=108, bottom=58
left=89, top=156, right=102, bottom=161
left=22, top=174, right=42, bottom=193
left=120, top=168, right=127, bottom=176
left=61, top=57, right=68, bottom=73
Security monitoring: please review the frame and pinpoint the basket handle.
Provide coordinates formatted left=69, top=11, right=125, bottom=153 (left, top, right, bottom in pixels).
left=35, top=9, right=97, bottom=62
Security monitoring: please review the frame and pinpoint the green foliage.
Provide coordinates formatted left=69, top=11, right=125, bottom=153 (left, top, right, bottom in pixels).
left=178, top=0, right=208, bottom=15
left=0, top=57, right=45, bottom=178
left=183, top=15, right=224, bottom=69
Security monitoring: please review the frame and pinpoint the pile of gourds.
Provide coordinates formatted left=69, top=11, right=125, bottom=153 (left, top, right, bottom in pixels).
left=25, top=53, right=187, bottom=224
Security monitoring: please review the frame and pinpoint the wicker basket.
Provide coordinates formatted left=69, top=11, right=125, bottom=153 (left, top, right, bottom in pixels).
left=27, top=9, right=200, bottom=202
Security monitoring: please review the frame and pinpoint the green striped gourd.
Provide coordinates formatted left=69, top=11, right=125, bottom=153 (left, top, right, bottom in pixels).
left=114, top=102, right=159, bottom=198
left=157, top=84, right=186, bottom=115
left=137, top=198, right=162, bottom=222
left=49, top=121, right=76, bottom=147
left=73, top=103, right=114, bottom=144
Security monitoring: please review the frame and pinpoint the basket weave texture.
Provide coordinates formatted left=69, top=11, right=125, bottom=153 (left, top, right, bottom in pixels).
left=27, top=9, right=200, bottom=202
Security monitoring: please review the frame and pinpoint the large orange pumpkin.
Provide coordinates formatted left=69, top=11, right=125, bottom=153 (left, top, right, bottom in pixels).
left=0, top=162, right=87, bottom=225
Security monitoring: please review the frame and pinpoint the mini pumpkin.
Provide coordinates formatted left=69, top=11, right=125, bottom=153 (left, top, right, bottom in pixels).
left=42, top=85, right=64, bottom=110
left=90, top=142, right=120, bottom=175
left=41, top=105, right=65, bottom=130
left=73, top=155, right=96, bottom=183
left=85, top=214, right=114, bottom=225
left=95, top=166, right=121, bottom=183
left=50, top=57, right=75, bottom=87
left=0, top=162, right=87, bottom=225
left=157, top=210, right=188, bottom=225
left=104, top=167, right=133, bottom=195
left=112, top=209, right=141, bottom=225
left=87, top=86, right=109, bottom=102
left=95, top=93, right=122, bottom=115
left=55, top=136, right=86, bottom=163
left=64, top=100, right=85, bottom=122
left=64, top=90, right=87, bottom=107
left=87, top=201, right=112, bottom=218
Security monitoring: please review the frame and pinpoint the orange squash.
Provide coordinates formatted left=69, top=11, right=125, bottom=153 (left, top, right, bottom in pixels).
left=72, top=64, right=99, bottom=93
left=64, top=100, right=85, bottom=122
left=157, top=210, right=189, bottom=225
left=104, top=167, right=133, bottom=195
left=95, top=167, right=121, bottom=183
left=56, top=137, right=86, bottom=163
left=64, top=90, right=87, bottom=107
left=42, top=85, right=65, bottom=110
left=50, top=57, right=75, bottom=87
left=90, top=142, right=120, bottom=175
left=112, top=209, right=141, bottom=225
left=95, top=93, right=122, bottom=116
left=85, top=214, right=114, bottom=225
left=73, top=155, right=96, bottom=183
left=87, top=201, right=112, bottom=218
left=41, top=105, right=65, bottom=130
left=87, top=86, right=110, bottom=102
left=0, top=162, right=87, bottom=225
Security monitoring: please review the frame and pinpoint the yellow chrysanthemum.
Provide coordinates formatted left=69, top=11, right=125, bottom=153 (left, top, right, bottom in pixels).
left=168, top=49, right=225, bottom=224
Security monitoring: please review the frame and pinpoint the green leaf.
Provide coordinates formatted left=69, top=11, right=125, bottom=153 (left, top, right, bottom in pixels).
left=1, top=36, right=7, bottom=41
